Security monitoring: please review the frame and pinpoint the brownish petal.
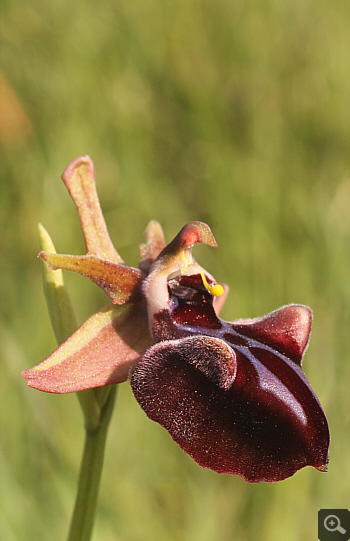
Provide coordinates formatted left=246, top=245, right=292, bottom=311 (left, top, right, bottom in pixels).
left=61, top=156, right=123, bottom=263
left=22, top=302, right=152, bottom=393
left=139, top=220, right=166, bottom=273
left=39, top=252, right=143, bottom=304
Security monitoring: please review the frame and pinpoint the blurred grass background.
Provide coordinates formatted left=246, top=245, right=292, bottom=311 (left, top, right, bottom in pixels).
left=1, top=0, right=349, bottom=540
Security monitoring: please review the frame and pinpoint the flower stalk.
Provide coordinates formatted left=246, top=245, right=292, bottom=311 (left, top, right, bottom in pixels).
left=67, top=385, right=116, bottom=541
left=39, top=223, right=116, bottom=541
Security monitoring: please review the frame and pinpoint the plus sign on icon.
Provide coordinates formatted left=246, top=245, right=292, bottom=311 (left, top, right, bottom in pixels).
left=318, top=509, right=350, bottom=541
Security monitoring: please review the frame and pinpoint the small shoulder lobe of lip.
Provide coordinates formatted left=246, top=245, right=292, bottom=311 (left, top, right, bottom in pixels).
left=232, top=305, right=313, bottom=366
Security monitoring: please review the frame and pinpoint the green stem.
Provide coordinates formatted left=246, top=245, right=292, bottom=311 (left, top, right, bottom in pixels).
left=38, top=226, right=117, bottom=540
left=67, top=386, right=117, bottom=541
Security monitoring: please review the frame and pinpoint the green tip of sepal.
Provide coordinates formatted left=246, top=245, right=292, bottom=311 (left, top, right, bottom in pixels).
left=38, top=223, right=78, bottom=345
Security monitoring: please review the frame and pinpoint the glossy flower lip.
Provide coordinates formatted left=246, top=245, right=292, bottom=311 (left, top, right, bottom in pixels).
left=131, top=264, right=329, bottom=482
left=131, top=231, right=330, bottom=482
left=22, top=155, right=330, bottom=482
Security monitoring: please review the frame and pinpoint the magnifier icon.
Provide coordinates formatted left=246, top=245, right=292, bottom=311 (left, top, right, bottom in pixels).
left=324, top=515, right=346, bottom=534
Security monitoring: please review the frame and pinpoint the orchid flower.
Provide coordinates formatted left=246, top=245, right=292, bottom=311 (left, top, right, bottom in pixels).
left=22, top=156, right=329, bottom=483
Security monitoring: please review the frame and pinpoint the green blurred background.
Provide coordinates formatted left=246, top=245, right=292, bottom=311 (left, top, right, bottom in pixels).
left=1, top=1, right=349, bottom=540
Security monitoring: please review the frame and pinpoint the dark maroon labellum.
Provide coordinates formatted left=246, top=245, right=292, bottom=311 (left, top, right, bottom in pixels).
left=131, top=273, right=330, bottom=482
